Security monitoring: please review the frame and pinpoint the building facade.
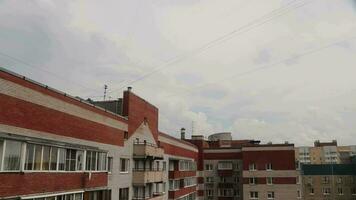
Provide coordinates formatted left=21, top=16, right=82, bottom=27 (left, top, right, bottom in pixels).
left=185, top=132, right=300, bottom=200
left=0, top=68, right=198, bottom=200
left=3, top=67, right=355, bottom=200
left=301, top=164, right=356, bottom=200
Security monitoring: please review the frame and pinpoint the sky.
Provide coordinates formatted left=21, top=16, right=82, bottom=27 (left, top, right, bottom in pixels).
left=1, top=0, right=356, bottom=146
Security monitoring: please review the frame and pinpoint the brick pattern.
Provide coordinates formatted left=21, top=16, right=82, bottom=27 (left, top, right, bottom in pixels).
left=169, top=171, right=196, bottom=179
left=122, top=91, right=159, bottom=142
left=0, top=172, right=107, bottom=197
left=242, top=150, right=295, bottom=170
left=0, top=71, right=127, bottom=126
left=0, top=94, right=125, bottom=146
left=242, top=177, right=296, bottom=184
left=168, top=185, right=196, bottom=199
left=160, top=141, right=198, bottom=160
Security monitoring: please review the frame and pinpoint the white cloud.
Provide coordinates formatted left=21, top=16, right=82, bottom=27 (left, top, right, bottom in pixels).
left=1, top=0, right=356, bottom=146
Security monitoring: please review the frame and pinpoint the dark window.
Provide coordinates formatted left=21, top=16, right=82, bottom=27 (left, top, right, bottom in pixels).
left=119, top=188, right=129, bottom=200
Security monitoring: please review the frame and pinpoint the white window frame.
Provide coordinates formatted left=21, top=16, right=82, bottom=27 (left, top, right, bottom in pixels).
left=267, top=191, right=275, bottom=199
left=249, top=163, right=257, bottom=171
left=120, top=158, right=130, bottom=173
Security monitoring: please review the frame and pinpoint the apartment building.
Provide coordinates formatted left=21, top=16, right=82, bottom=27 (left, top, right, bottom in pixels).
left=242, top=144, right=301, bottom=200
left=295, top=140, right=356, bottom=165
left=185, top=132, right=300, bottom=200
left=301, top=163, right=356, bottom=200
left=0, top=68, right=198, bottom=200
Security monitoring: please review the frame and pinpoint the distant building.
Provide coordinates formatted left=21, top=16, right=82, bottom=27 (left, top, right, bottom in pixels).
left=185, top=133, right=300, bottom=200
left=301, top=164, right=356, bottom=200
left=295, top=140, right=356, bottom=165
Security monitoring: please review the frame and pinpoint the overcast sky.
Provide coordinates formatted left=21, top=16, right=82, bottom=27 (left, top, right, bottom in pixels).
left=1, top=0, right=356, bottom=146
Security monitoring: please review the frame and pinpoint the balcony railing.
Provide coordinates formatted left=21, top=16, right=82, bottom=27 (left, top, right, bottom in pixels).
left=133, top=142, right=164, bottom=159
left=132, top=169, right=167, bottom=185
left=217, top=169, right=234, bottom=177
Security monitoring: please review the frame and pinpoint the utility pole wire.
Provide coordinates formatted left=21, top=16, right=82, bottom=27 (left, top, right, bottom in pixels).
left=112, top=0, right=312, bottom=92
left=163, top=36, right=356, bottom=99
left=0, top=52, right=102, bottom=93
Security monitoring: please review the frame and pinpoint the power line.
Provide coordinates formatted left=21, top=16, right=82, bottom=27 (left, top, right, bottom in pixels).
left=112, top=0, right=312, bottom=92
left=0, top=52, right=102, bottom=93
left=163, top=36, right=356, bottom=98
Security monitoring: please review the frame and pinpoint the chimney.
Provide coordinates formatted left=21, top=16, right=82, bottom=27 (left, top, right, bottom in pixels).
left=127, top=86, right=132, bottom=92
left=180, top=128, right=186, bottom=140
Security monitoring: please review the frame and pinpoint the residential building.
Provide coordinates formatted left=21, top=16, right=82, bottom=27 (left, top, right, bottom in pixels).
left=295, top=140, right=356, bottom=165
left=301, top=164, right=356, bottom=200
left=242, top=143, right=301, bottom=200
left=185, top=132, right=300, bottom=200
left=0, top=68, right=198, bottom=200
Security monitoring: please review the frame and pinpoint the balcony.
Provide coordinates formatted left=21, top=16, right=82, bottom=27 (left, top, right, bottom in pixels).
left=133, top=142, right=164, bottom=159
left=132, top=169, right=167, bottom=185
left=217, top=169, right=234, bottom=177
left=169, top=171, right=196, bottom=179
left=218, top=183, right=234, bottom=188
left=132, top=193, right=164, bottom=200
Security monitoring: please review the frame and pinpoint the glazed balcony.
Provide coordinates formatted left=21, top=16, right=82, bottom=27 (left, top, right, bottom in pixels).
left=132, top=168, right=167, bottom=185
left=217, top=182, right=234, bottom=188
left=133, top=142, right=164, bottom=159
left=168, top=170, right=196, bottom=179
left=217, top=169, right=234, bottom=177
left=132, top=193, right=164, bottom=200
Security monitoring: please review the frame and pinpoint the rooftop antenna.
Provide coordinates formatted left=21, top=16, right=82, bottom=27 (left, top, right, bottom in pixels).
left=103, top=84, right=108, bottom=101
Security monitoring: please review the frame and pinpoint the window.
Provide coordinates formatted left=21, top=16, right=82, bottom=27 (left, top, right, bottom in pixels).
left=267, top=191, right=274, bottom=199
left=179, top=160, right=196, bottom=171
left=337, top=177, right=342, bottom=184
left=184, top=177, right=196, bottom=187
left=205, top=164, right=213, bottom=170
left=338, top=187, right=343, bottom=195
left=352, top=187, right=356, bottom=195
left=250, top=191, right=258, bottom=199
left=267, top=177, right=273, bottom=185
left=309, top=187, right=314, bottom=195
left=42, top=146, right=51, bottom=170
left=266, top=163, right=272, bottom=170
left=206, top=189, right=213, bottom=196
left=249, top=163, right=256, bottom=171
left=169, top=161, right=175, bottom=171
left=218, top=161, right=233, bottom=170
left=249, top=177, right=257, bottom=185
left=108, top=157, right=113, bottom=173
left=218, top=189, right=233, bottom=197
left=124, top=131, right=129, bottom=140
left=86, top=151, right=107, bottom=171
left=76, top=150, right=84, bottom=171
left=26, top=192, right=84, bottom=200
left=3, top=140, right=22, bottom=171
left=297, top=190, right=301, bottom=198
left=322, top=188, right=331, bottom=195
left=58, top=148, right=66, bottom=171
left=66, top=149, right=77, bottom=171
left=322, top=176, right=329, bottom=184
left=119, top=188, right=129, bottom=200
left=162, top=161, right=166, bottom=171
left=220, top=177, right=226, bottom=183
left=235, top=177, right=239, bottom=183
left=120, top=158, right=129, bottom=173
left=206, top=177, right=214, bottom=183
left=97, top=152, right=107, bottom=171
left=169, top=180, right=180, bottom=191
left=50, top=147, right=58, bottom=170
